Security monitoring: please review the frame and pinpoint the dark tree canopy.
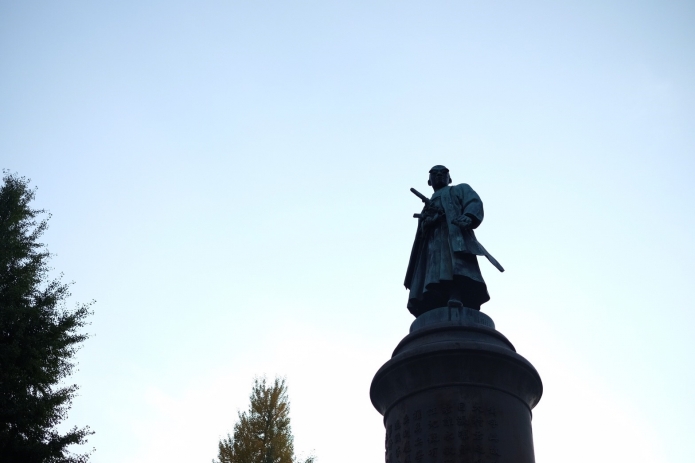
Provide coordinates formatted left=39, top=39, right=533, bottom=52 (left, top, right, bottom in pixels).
left=0, top=172, right=93, bottom=463
left=215, top=377, right=314, bottom=463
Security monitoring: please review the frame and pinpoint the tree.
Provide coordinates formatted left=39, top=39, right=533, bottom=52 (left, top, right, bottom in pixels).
left=0, top=172, right=94, bottom=463
left=215, top=377, right=314, bottom=463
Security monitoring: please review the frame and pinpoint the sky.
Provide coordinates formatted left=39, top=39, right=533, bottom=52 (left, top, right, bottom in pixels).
left=1, top=1, right=694, bottom=462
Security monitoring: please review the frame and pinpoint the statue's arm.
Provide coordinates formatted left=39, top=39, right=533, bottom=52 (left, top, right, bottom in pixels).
left=453, top=184, right=484, bottom=230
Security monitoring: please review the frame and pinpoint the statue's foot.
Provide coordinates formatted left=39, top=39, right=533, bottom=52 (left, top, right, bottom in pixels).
left=447, top=298, right=464, bottom=309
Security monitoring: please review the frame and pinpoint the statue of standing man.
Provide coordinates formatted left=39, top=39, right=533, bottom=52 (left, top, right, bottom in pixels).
left=405, top=165, right=504, bottom=317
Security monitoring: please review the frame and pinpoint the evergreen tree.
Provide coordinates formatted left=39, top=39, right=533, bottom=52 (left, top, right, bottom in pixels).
left=0, top=172, right=94, bottom=463
left=215, top=377, right=314, bottom=463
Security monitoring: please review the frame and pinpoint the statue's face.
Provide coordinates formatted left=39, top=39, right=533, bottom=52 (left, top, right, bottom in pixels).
left=429, top=166, right=450, bottom=189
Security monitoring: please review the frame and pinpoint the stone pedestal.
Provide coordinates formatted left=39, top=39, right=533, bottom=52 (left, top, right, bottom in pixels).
left=370, top=307, right=543, bottom=463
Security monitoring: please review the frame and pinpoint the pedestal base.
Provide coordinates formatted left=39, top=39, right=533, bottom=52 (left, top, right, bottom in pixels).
left=370, top=307, right=542, bottom=463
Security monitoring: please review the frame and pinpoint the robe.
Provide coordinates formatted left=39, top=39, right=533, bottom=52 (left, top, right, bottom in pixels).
left=404, top=183, right=503, bottom=317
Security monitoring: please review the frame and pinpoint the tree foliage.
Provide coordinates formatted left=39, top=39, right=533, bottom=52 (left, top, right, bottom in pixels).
left=0, top=172, right=93, bottom=463
left=215, top=377, right=314, bottom=463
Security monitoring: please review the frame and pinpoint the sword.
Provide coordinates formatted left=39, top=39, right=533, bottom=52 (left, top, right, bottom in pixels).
left=410, top=188, right=429, bottom=218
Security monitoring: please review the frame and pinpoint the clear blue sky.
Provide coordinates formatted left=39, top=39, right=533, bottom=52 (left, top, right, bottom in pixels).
left=2, top=1, right=694, bottom=462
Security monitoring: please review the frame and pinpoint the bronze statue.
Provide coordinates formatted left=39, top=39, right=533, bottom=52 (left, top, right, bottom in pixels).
left=405, top=165, right=504, bottom=316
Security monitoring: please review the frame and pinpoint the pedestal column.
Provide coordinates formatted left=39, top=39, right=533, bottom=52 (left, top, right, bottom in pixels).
left=370, top=307, right=542, bottom=463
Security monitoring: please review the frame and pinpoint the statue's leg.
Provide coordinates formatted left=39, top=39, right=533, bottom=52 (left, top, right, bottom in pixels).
left=448, top=276, right=484, bottom=310
left=447, top=283, right=465, bottom=309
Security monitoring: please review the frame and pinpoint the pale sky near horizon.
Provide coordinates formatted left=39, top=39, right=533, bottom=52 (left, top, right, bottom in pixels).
left=1, top=1, right=694, bottom=462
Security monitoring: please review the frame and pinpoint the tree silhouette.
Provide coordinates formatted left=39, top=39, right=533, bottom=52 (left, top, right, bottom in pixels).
left=0, top=172, right=93, bottom=463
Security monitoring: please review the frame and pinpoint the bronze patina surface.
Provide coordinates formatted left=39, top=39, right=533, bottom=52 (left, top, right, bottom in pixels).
left=371, top=167, right=542, bottom=463
left=405, top=166, right=503, bottom=317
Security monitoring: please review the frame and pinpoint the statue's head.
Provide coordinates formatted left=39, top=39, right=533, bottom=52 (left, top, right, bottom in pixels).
left=428, top=165, right=452, bottom=190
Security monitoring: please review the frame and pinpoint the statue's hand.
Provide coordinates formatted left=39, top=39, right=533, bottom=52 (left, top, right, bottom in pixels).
left=452, top=215, right=473, bottom=231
